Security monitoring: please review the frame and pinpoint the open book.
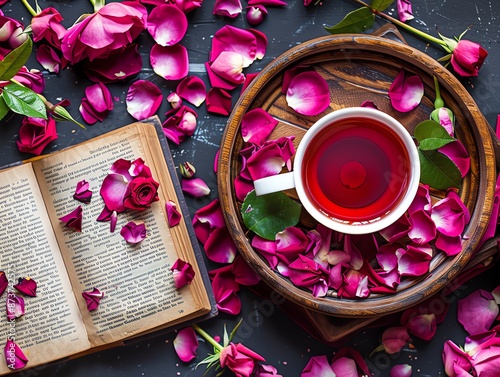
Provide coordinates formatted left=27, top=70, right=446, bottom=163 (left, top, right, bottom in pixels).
left=0, top=117, right=216, bottom=374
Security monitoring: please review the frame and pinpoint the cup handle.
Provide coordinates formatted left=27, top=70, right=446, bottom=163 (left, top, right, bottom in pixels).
left=254, top=172, right=296, bottom=196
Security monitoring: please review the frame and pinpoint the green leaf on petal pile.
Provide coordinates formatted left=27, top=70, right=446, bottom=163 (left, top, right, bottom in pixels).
left=2, top=83, right=47, bottom=119
left=414, top=119, right=462, bottom=190
left=0, top=38, right=32, bottom=81
left=241, top=190, right=301, bottom=240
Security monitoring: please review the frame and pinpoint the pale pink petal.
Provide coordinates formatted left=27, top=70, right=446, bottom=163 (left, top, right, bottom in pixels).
left=388, top=69, right=424, bottom=112
left=36, top=44, right=61, bottom=73
left=301, top=355, right=336, bottom=377
left=173, top=327, right=199, bottom=362
left=126, top=80, right=163, bottom=120
left=176, top=76, right=206, bottom=107
left=247, top=28, right=267, bottom=60
left=210, top=25, right=257, bottom=67
left=458, top=290, right=499, bottom=335
left=442, top=340, right=472, bottom=377
left=381, top=327, right=410, bottom=354
left=246, top=5, right=267, bottom=26
left=241, top=108, right=278, bottom=146
left=431, top=191, right=470, bottom=237
left=170, top=258, right=196, bottom=288
left=181, top=177, right=210, bottom=197
left=167, top=92, right=183, bottom=108
left=390, top=364, right=412, bottom=377
left=210, top=51, right=246, bottom=85
left=286, top=71, right=330, bottom=116
left=120, top=221, right=147, bottom=245
left=206, top=87, right=232, bottom=116
left=397, top=244, right=432, bottom=277
left=407, top=209, right=437, bottom=244
left=397, top=0, right=414, bottom=22
left=166, top=200, right=182, bottom=227
left=406, top=314, right=436, bottom=341
left=331, top=357, right=358, bottom=377
left=213, top=0, right=242, bottom=18
left=147, top=4, right=188, bottom=46
left=151, top=43, right=189, bottom=80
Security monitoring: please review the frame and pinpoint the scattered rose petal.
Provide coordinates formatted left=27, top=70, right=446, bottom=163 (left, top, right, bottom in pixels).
left=82, top=288, right=104, bottom=311
left=36, top=44, right=62, bottom=73
left=213, top=0, right=243, bottom=18
left=210, top=264, right=242, bottom=314
left=162, top=105, right=198, bottom=145
left=331, top=356, right=358, bottom=377
left=210, top=51, right=246, bottom=85
left=381, top=327, right=411, bottom=354
left=120, top=221, right=147, bottom=245
left=388, top=69, right=424, bottom=112
left=80, top=82, right=114, bottom=125
left=397, top=0, right=414, bottom=22
left=210, top=25, right=257, bottom=68
left=151, top=43, right=189, bottom=80
left=241, top=108, right=278, bottom=146
left=16, top=116, right=58, bottom=156
left=166, top=200, right=183, bottom=227
left=181, top=177, right=210, bottom=197
left=126, top=80, right=163, bottom=120
left=4, top=339, right=28, bottom=370
left=6, top=294, right=25, bottom=320
left=59, top=205, right=83, bottom=232
left=439, top=140, right=471, bottom=178
left=0, top=272, right=7, bottom=297
left=458, top=289, right=499, bottom=335
left=301, top=355, right=336, bottom=377
left=246, top=5, right=267, bottom=26
left=73, top=179, right=93, bottom=203
left=13, top=277, right=37, bottom=297
left=147, top=4, right=188, bottom=46
left=406, top=313, right=436, bottom=341
left=167, top=92, right=182, bottom=108
left=390, top=364, right=412, bottom=377
left=431, top=190, right=470, bottom=237
left=206, top=87, right=232, bottom=116
left=173, top=327, right=199, bottom=362
left=170, top=258, right=196, bottom=288
left=176, top=76, right=206, bottom=107
left=285, top=71, right=330, bottom=116
left=442, top=340, right=472, bottom=377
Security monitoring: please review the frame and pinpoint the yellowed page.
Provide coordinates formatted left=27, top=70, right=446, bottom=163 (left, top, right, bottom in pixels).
left=0, top=163, right=90, bottom=374
left=33, top=123, right=209, bottom=347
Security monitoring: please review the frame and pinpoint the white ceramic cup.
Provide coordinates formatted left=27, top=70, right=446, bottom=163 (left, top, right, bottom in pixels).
left=253, top=107, right=420, bottom=235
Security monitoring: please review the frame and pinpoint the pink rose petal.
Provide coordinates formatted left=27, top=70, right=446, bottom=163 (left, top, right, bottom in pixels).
left=286, top=71, right=330, bottom=116
left=6, top=294, right=25, bottom=320
left=301, top=355, right=336, bottom=377
left=388, top=69, right=424, bottom=112
left=73, top=179, right=93, bottom=204
left=151, top=43, right=189, bottom=80
left=147, top=4, right=188, bottom=46
left=59, top=205, right=83, bottom=232
left=82, top=287, right=104, bottom=311
left=397, top=0, right=414, bottom=22
left=331, top=357, right=358, bottom=377
left=210, top=51, right=246, bottom=85
left=206, top=87, right=232, bottom=116
left=120, top=221, right=147, bottom=245
left=241, top=108, right=278, bottom=146
left=170, top=258, right=196, bottom=289
left=210, top=25, right=257, bottom=67
left=213, top=0, right=243, bottom=18
left=126, top=79, right=163, bottom=120
left=381, top=327, right=410, bottom=354
left=166, top=200, right=182, bottom=227
left=406, top=313, right=437, bottom=341
left=390, top=364, right=412, bottom=377
left=458, top=290, right=499, bottom=335
left=4, top=340, right=28, bottom=370
left=246, top=5, right=267, bottom=26
left=181, top=177, right=210, bottom=197
left=173, top=327, right=199, bottom=362
left=36, top=44, right=62, bottom=73
left=176, top=76, right=206, bottom=107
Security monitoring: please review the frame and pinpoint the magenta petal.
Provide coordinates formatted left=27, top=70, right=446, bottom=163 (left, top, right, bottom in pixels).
left=407, top=209, right=437, bottom=244
left=397, top=0, right=414, bottom=22
left=301, top=355, right=336, bottom=377
left=204, top=226, right=237, bottom=263
left=246, top=5, right=267, bottom=26
left=241, top=108, right=278, bottom=146
left=192, top=199, right=226, bottom=244
left=431, top=190, right=470, bottom=237
left=458, top=290, right=499, bottom=335
left=100, top=173, right=128, bottom=212
left=4, top=339, right=28, bottom=370
left=390, top=364, right=412, bottom=377
left=286, top=71, right=330, bottom=116
left=166, top=200, right=182, bottom=227
left=439, top=140, right=471, bottom=178
left=73, top=179, right=93, bottom=203
left=147, top=4, right=188, bottom=46
left=126, top=79, right=163, bottom=120
left=247, top=28, right=267, bottom=60
left=213, top=0, right=243, bottom=18
left=36, top=44, right=61, bottom=73
left=82, top=288, right=104, bottom=311
left=248, top=0, right=286, bottom=4
left=406, top=313, right=436, bottom=341
left=181, top=177, right=211, bottom=197
left=80, top=82, right=114, bottom=124
left=151, top=43, right=189, bottom=80
left=59, top=205, right=83, bottom=232
left=442, top=340, right=472, bottom=377
left=331, top=357, right=358, bottom=377
left=13, top=276, right=37, bottom=297
left=210, top=25, right=257, bottom=67
left=388, top=69, right=424, bottom=112
left=120, top=221, right=147, bottom=245
left=397, top=244, right=432, bottom=277
left=173, top=327, right=199, bottom=362
left=170, top=258, right=196, bottom=289
left=210, top=51, right=246, bottom=85
left=6, top=294, right=25, bottom=321
left=176, top=76, right=206, bottom=107
left=206, top=87, right=232, bottom=116
left=435, top=233, right=463, bottom=256
left=382, top=327, right=410, bottom=354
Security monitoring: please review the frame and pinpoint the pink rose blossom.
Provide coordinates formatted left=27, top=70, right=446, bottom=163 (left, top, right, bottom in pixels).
left=450, top=39, right=488, bottom=77
left=31, top=7, right=66, bottom=49
left=16, top=116, right=57, bottom=156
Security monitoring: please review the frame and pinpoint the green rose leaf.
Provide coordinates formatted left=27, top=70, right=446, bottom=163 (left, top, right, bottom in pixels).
left=419, top=149, right=462, bottom=190
left=2, top=83, right=47, bottom=119
left=0, top=96, right=10, bottom=121
left=371, top=0, right=394, bottom=11
left=324, top=7, right=375, bottom=35
left=0, top=38, right=33, bottom=81
left=414, top=120, right=456, bottom=150
left=241, top=190, right=301, bottom=241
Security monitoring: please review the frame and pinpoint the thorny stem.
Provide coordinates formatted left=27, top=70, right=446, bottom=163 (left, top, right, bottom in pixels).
left=192, top=324, right=224, bottom=352
left=20, top=0, right=37, bottom=17
left=351, top=0, right=447, bottom=47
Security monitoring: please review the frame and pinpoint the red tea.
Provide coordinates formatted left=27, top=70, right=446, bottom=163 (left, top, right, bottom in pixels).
left=302, top=117, right=411, bottom=224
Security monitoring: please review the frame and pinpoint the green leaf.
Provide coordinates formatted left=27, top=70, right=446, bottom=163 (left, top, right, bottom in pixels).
left=419, top=149, right=462, bottom=190
left=324, top=7, right=375, bottom=35
left=0, top=38, right=33, bottom=81
left=414, top=120, right=456, bottom=150
left=371, top=0, right=394, bottom=11
left=0, top=96, right=10, bottom=121
left=2, top=83, right=47, bottom=119
left=241, top=190, right=301, bottom=241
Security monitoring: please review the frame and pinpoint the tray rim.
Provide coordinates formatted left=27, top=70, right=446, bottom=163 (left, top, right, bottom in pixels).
left=217, top=32, right=496, bottom=317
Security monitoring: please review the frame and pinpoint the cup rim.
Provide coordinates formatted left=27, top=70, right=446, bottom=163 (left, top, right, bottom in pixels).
left=293, top=107, right=420, bottom=235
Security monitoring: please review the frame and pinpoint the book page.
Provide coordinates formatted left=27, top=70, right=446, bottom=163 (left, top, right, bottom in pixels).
left=33, top=122, right=210, bottom=347
left=0, top=163, right=90, bottom=374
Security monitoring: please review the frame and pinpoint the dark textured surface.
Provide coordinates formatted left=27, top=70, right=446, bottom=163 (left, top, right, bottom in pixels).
left=1, top=0, right=499, bottom=376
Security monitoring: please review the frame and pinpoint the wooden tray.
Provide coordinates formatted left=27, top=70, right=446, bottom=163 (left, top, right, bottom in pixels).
left=218, top=26, right=496, bottom=318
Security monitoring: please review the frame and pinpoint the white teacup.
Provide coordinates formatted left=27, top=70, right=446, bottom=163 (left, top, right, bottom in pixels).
left=254, top=107, right=420, bottom=235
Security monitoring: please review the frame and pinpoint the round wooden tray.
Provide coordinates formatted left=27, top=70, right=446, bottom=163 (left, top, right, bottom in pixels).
left=218, top=30, right=496, bottom=317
